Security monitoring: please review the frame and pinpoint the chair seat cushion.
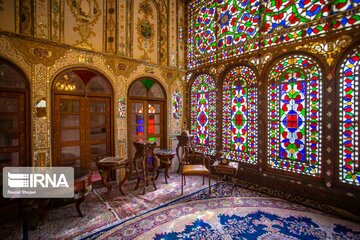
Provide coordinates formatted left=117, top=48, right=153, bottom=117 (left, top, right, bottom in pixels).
left=183, top=164, right=209, bottom=175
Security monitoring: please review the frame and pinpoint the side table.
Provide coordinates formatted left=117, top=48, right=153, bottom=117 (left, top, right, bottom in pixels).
left=212, top=160, right=238, bottom=188
left=155, top=149, right=176, bottom=183
left=97, top=157, right=129, bottom=195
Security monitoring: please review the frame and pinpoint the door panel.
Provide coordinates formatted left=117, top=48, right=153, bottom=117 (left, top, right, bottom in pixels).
left=128, top=99, right=165, bottom=166
left=87, top=97, right=111, bottom=169
left=54, top=95, right=112, bottom=169
left=54, top=95, right=85, bottom=168
left=0, top=92, right=25, bottom=167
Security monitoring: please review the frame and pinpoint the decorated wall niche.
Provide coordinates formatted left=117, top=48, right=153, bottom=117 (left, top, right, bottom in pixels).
left=132, top=0, right=158, bottom=64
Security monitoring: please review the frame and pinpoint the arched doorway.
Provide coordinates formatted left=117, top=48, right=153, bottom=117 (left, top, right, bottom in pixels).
left=0, top=58, right=30, bottom=168
left=127, top=78, right=167, bottom=165
left=52, top=69, right=114, bottom=170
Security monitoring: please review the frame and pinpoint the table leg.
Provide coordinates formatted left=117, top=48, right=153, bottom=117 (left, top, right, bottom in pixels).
left=100, top=170, right=112, bottom=194
left=76, top=195, right=86, bottom=217
left=176, top=144, right=181, bottom=173
left=118, top=166, right=129, bottom=196
left=164, top=161, right=170, bottom=184
left=155, top=169, right=160, bottom=180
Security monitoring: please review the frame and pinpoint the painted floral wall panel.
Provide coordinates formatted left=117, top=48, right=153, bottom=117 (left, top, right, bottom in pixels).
left=64, top=0, right=103, bottom=51
left=132, top=0, right=158, bottom=64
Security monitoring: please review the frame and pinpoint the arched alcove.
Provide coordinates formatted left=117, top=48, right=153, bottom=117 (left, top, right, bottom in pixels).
left=127, top=77, right=167, bottom=167
left=51, top=68, right=114, bottom=171
left=0, top=58, right=30, bottom=168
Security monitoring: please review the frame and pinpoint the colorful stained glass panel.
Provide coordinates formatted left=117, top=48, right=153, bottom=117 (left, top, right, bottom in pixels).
left=339, top=46, right=360, bottom=186
left=191, top=74, right=217, bottom=155
left=267, top=55, right=322, bottom=175
left=223, top=66, right=258, bottom=164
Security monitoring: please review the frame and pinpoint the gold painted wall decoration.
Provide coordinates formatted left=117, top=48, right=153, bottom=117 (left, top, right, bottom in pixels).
left=296, top=35, right=352, bottom=65
left=67, top=0, right=101, bottom=49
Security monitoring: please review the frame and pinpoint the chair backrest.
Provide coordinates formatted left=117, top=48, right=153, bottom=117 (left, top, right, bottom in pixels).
left=133, top=141, right=159, bottom=174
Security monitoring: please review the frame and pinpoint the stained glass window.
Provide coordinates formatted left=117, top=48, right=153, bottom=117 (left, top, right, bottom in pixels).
left=339, top=45, right=360, bottom=186
left=223, top=66, right=258, bottom=164
left=190, top=74, right=217, bottom=155
left=188, top=0, right=217, bottom=67
left=188, top=0, right=359, bottom=68
left=217, top=0, right=261, bottom=50
left=267, top=54, right=322, bottom=176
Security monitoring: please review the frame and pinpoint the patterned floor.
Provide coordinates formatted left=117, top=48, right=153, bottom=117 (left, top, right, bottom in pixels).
left=81, top=185, right=360, bottom=240
left=1, top=174, right=359, bottom=239
left=0, top=174, right=211, bottom=239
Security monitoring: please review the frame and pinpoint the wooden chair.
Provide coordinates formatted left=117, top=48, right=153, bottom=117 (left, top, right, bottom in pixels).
left=180, top=146, right=211, bottom=195
left=133, top=141, right=159, bottom=194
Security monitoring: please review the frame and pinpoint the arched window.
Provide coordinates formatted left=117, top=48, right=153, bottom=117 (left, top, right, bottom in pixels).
left=222, top=66, right=258, bottom=164
left=267, top=54, right=322, bottom=176
left=190, top=74, right=217, bottom=155
left=339, top=45, right=360, bottom=186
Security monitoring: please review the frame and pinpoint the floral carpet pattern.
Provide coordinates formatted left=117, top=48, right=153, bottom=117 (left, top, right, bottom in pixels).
left=0, top=174, right=212, bottom=239
left=81, top=187, right=360, bottom=240
left=1, top=174, right=360, bottom=239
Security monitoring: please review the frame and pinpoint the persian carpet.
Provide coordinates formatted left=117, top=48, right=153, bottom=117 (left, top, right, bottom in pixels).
left=80, top=183, right=360, bottom=240
left=0, top=174, right=211, bottom=239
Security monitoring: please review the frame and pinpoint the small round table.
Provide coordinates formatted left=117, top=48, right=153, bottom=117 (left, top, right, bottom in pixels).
left=155, top=149, right=176, bottom=183
left=97, top=157, right=129, bottom=195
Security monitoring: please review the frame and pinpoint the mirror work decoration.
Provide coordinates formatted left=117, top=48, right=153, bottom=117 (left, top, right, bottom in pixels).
left=172, top=91, right=183, bottom=119
left=118, top=98, right=126, bottom=118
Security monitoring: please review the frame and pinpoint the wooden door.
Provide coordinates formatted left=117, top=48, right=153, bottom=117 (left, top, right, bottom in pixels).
left=128, top=99, right=165, bottom=166
left=147, top=101, right=164, bottom=147
left=54, top=95, right=112, bottom=169
left=0, top=92, right=26, bottom=167
left=54, top=95, right=85, bottom=168
left=86, top=97, right=112, bottom=169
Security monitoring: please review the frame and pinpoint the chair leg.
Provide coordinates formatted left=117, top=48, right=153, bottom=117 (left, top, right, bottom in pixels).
left=202, top=176, right=205, bottom=185
left=184, top=176, right=186, bottom=186
left=208, top=175, right=211, bottom=194
left=134, top=177, right=140, bottom=190
left=152, top=176, right=157, bottom=190
left=181, top=174, right=183, bottom=195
